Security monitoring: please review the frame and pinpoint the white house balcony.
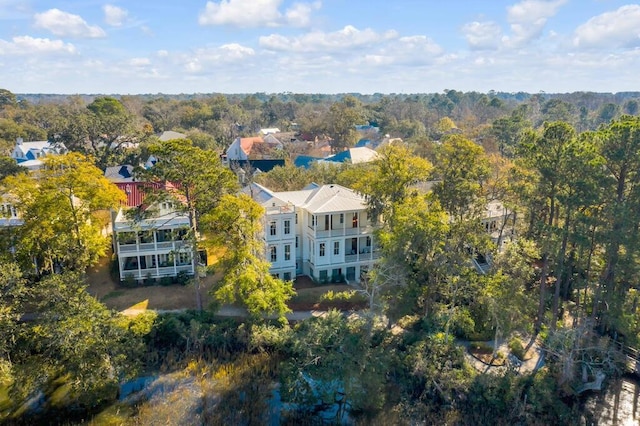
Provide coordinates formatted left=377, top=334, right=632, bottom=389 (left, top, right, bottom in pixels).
left=118, top=240, right=188, bottom=253
left=312, top=225, right=374, bottom=238
left=308, top=212, right=374, bottom=238
left=120, top=251, right=194, bottom=280
left=121, top=264, right=194, bottom=280
left=344, top=249, right=381, bottom=263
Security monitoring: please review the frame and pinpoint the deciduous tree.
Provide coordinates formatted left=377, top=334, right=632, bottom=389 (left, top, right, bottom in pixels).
left=202, top=194, right=294, bottom=322
left=1, top=153, right=125, bottom=274
left=142, top=139, right=238, bottom=311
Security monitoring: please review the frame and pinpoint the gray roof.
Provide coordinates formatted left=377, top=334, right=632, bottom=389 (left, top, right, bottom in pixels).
left=104, top=164, right=135, bottom=183
left=158, top=130, right=187, bottom=141
left=274, top=184, right=366, bottom=214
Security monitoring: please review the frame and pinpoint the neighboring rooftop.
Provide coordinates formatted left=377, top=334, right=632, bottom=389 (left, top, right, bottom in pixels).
left=320, top=147, right=379, bottom=165
left=104, top=164, right=135, bottom=183
left=11, top=137, right=66, bottom=164
left=158, top=130, right=187, bottom=141
left=260, top=128, right=281, bottom=135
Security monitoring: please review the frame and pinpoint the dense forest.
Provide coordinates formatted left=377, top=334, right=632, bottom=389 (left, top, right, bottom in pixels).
left=1, top=87, right=640, bottom=424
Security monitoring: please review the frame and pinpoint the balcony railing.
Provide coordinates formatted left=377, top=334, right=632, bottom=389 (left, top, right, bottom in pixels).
left=310, top=226, right=375, bottom=238
left=118, top=240, right=188, bottom=253
left=344, top=250, right=381, bottom=263
left=121, top=264, right=195, bottom=280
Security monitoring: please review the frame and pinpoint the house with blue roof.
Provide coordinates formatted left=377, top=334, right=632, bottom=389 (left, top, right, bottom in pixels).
left=294, top=155, right=323, bottom=169
left=318, top=147, right=379, bottom=165
left=11, top=137, right=67, bottom=170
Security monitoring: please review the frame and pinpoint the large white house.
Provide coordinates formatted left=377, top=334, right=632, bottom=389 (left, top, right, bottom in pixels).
left=105, top=166, right=195, bottom=282
left=246, top=182, right=379, bottom=284
left=111, top=202, right=194, bottom=282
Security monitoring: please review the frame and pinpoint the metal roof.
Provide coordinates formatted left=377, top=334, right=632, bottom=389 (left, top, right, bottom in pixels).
left=274, top=184, right=366, bottom=214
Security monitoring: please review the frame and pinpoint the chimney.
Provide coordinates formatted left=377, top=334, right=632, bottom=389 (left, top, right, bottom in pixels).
left=16, top=137, right=23, bottom=145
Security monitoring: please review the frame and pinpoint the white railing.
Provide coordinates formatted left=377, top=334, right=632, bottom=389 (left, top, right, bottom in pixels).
left=344, top=250, right=381, bottom=263
left=121, top=264, right=194, bottom=280
left=118, top=240, right=189, bottom=253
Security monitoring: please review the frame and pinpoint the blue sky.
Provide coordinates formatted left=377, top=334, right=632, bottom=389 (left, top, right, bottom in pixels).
left=1, top=0, right=639, bottom=94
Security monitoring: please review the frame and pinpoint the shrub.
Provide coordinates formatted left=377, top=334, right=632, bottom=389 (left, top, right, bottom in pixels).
left=451, top=308, right=476, bottom=339
left=159, top=276, right=173, bottom=286
left=469, top=341, right=494, bottom=354
left=122, top=273, right=137, bottom=288
left=330, top=273, right=345, bottom=284
left=508, top=336, right=526, bottom=361
left=143, top=273, right=156, bottom=287
left=319, top=290, right=357, bottom=302
left=109, top=255, right=120, bottom=282
left=176, top=271, right=191, bottom=286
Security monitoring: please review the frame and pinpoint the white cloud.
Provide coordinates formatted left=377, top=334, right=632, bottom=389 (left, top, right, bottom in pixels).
left=573, top=5, right=640, bottom=49
left=284, top=1, right=321, bottom=27
left=103, top=4, right=129, bottom=27
left=462, top=21, right=503, bottom=50
left=198, top=0, right=320, bottom=27
left=219, top=43, right=256, bottom=58
left=259, top=25, right=398, bottom=52
left=129, top=57, right=150, bottom=67
left=351, top=35, right=442, bottom=68
left=503, top=0, right=567, bottom=47
left=393, top=36, right=443, bottom=61
left=0, top=35, right=76, bottom=55
left=182, top=43, right=255, bottom=74
left=34, top=8, right=106, bottom=38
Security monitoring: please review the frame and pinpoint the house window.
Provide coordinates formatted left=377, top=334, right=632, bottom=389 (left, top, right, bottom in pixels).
left=284, top=244, right=291, bottom=261
left=332, top=268, right=342, bottom=282
left=270, top=246, right=277, bottom=262
left=270, top=221, right=277, bottom=236
left=346, top=267, right=356, bottom=281
left=352, top=213, right=358, bottom=228
left=284, top=220, right=291, bottom=235
left=334, top=241, right=340, bottom=255
left=123, top=256, right=138, bottom=270
left=325, top=215, right=330, bottom=230
left=366, top=236, right=372, bottom=247
left=311, top=215, right=316, bottom=227
left=295, top=236, right=299, bottom=248
left=319, top=270, right=328, bottom=281
left=295, top=213, right=298, bottom=224
left=339, top=213, right=344, bottom=224
left=1, top=204, right=17, bottom=218
left=284, top=272, right=292, bottom=281
left=319, top=242, right=325, bottom=257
